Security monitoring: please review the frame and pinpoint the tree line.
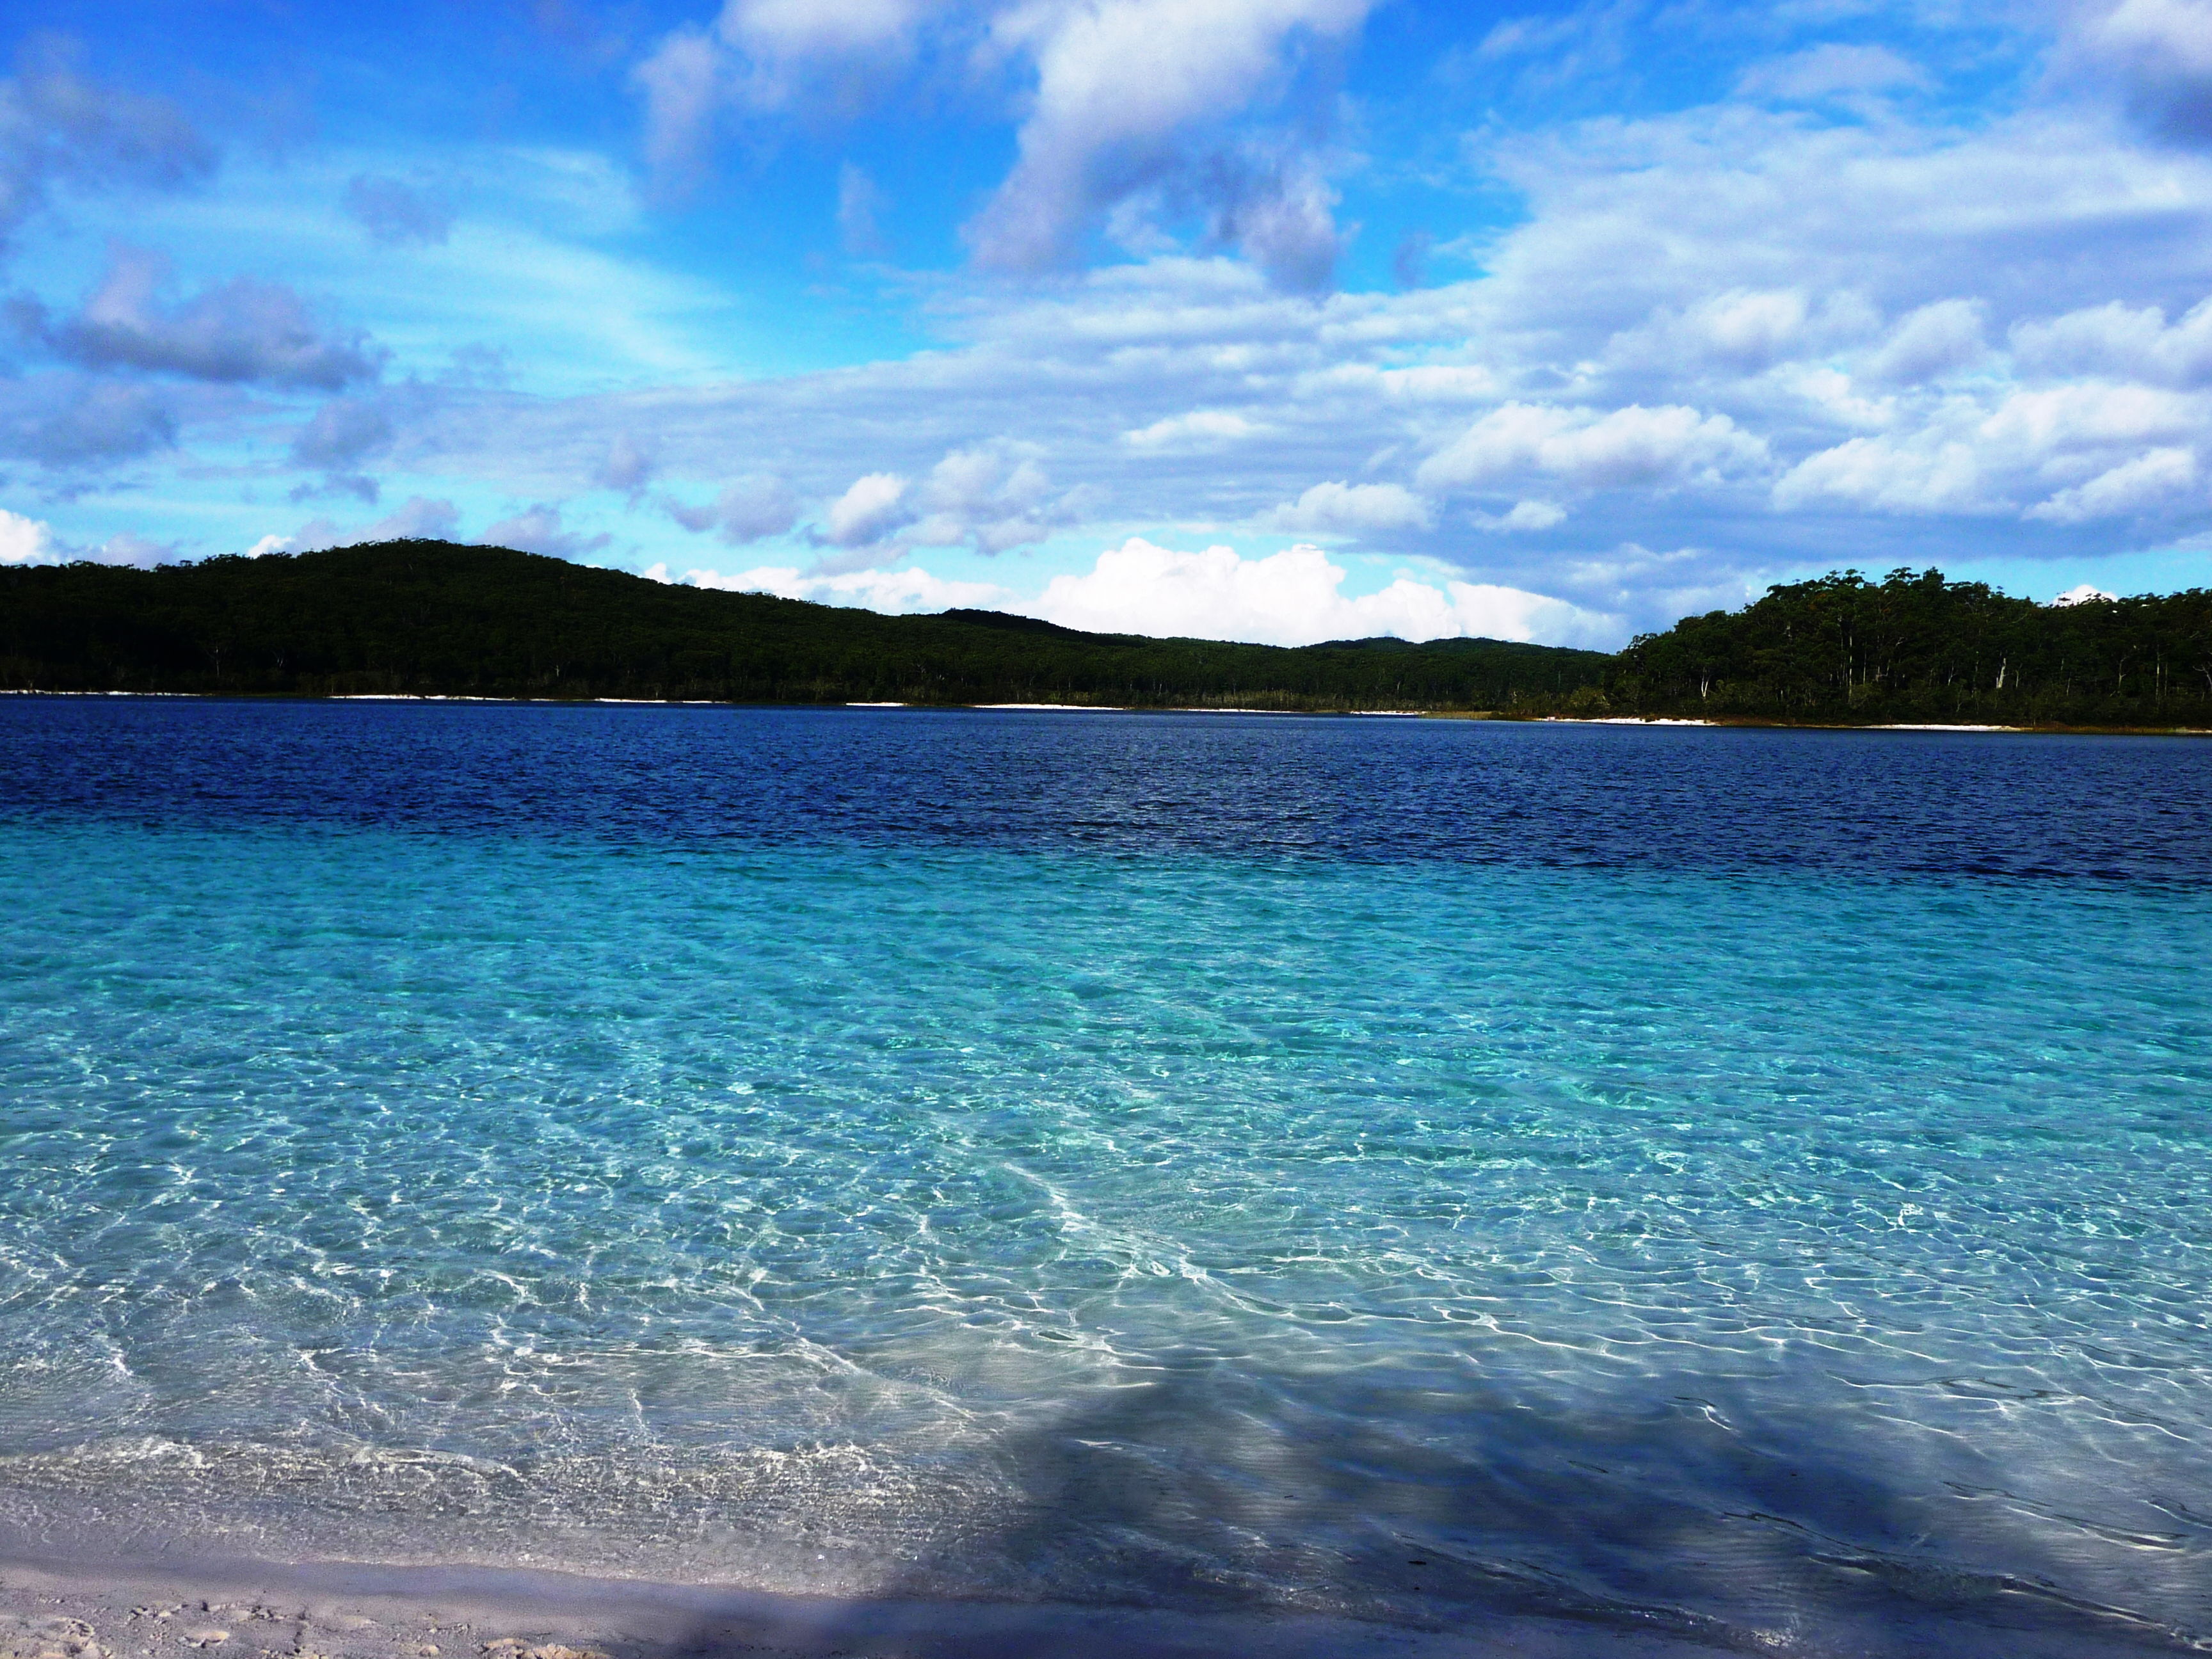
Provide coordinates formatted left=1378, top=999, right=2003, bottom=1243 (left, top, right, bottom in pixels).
left=1600, top=567, right=2212, bottom=727
left=0, top=540, right=1605, bottom=711
left=5, top=544, right=2207, bottom=726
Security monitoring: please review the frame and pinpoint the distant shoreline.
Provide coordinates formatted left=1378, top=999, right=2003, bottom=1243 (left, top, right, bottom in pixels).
left=3, top=687, right=2207, bottom=735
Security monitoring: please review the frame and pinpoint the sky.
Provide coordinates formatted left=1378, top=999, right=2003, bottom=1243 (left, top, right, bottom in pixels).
left=3, top=0, right=2211, bottom=648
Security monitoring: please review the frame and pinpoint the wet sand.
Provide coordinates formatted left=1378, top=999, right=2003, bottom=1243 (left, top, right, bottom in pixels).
left=0, top=1555, right=1731, bottom=1659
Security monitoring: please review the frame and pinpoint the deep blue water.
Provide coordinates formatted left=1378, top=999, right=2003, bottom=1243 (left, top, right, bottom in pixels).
left=1, top=699, right=2209, bottom=1654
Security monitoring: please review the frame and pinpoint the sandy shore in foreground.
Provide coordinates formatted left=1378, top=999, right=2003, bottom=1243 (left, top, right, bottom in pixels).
left=0, top=1552, right=1742, bottom=1659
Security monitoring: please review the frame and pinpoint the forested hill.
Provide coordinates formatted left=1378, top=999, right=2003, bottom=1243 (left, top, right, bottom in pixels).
left=8, top=544, right=2208, bottom=725
left=0, top=540, right=1605, bottom=710
left=1602, top=568, right=2212, bottom=727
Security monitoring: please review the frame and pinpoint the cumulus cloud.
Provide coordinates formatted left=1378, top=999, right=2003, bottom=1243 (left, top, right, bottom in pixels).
left=367, top=58, right=2212, bottom=632
left=2010, top=296, right=2212, bottom=385
left=0, top=48, right=214, bottom=253
left=631, top=0, right=1371, bottom=287
left=632, top=0, right=928, bottom=191
left=2027, top=445, right=2200, bottom=520
left=289, top=397, right=392, bottom=499
left=1122, top=408, right=1258, bottom=449
left=596, top=431, right=657, bottom=495
left=1470, top=499, right=1566, bottom=532
left=905, top=441, right=1084, bottom=553
left=342, top=174, right=454, bottom=246
left=1774, top=433, right=1989, bottom=513
left=2065, top=0, right=2212, bottom=146
left=0, top=506, right=53, bottom=563
left=481, top=502, right=612, bottom=559
left=250, top=496, right=461, bottom=556
left=1022, top=536, right=1612, bottom=646
left=1775, top=374, right=2211, bottom=517
left=662, top=472, right=798, bottom=541
left=1260, top=479, right=1432, bottom=534
left=676, top=559, right=1012, bottom=614
left=1866, top=299, right=1987, bottom=384
left=0, top=507, right=175, bottom=566
left=1603, top=287, right=1856, bottom=377
left=822, top=470, right=910, bottom=545
left=1418, top=402, right=1767, bottom=491
left=1980, top=380, right=2202, bottom=452
left=632, top=26, right=730, bottom=192
left=0, top=373, right=175, bottom=467
left=969, top=0, right=1372, bottom=287
left=717, top=0, right=927, bottom=108
left=362, top=496, right=461, bottom=541
left=23, top=245, right=382, bottom=389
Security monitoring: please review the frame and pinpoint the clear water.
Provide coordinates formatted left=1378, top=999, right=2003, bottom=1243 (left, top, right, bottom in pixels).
left=2, top=701, right=2209, bottom=1653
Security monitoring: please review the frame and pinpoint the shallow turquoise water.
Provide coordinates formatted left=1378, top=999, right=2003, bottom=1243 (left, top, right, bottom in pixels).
left=1, top=703, right=2209, bottom=1652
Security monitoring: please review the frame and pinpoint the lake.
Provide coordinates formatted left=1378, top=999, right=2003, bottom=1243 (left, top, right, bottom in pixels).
left=1, top=699, right=2208, bottom=1655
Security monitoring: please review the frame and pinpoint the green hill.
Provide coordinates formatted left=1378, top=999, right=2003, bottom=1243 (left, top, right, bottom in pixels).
left=0, top=539, right=1605, bottom=710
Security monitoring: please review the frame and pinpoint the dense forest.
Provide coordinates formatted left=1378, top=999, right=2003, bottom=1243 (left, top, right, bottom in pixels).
left=1603, top=567, right=2212, bottom=728
left=0, top=540, right=1604, bottom=710
left=4, top=544, right=2208, bottom=726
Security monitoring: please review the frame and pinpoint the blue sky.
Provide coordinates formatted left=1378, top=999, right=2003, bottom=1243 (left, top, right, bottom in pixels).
left=4, top=0, right=2212, bottom=646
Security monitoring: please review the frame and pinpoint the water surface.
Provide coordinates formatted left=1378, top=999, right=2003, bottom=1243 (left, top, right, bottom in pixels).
left=1, top=701, right=2208, bottom=1654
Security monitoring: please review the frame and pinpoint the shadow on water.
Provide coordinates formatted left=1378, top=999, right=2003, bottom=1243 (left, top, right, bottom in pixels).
left=641, top=1351, right=2212, bottom=1659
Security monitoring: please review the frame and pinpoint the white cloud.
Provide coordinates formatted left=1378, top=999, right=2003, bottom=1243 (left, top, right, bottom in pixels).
left=0, top=51, right=214, bottom=254
left=1417, top=402, right=1766, bottom=491
left=0, top=512, right=174, bottom=566
left=597, top=432, right=657, bottom=495
left=0, top=508, right=54, bottom=565
left=2065, top=0, right=2212, bottom=145
left=0, top=508, right=179, bottom=567
left=2028, top=446, right=2200, bottom=520
left=1868, top=299, right=1987, bottom=384
left=2054, top=581, right=2119, bottom=604
left=631, top=28, right=730, bottom=191
left=2010, top=296, right=2212, bottom=386
left=249, top=496, right=461, bottom=557
left=1978, top=381, right=2202, bottom=453
left=273, top=54, right=2212, bottom=634
left=663, top=474, right=797, bottom=542
left=1022, top=536, right=1610, bottom=646
left=1470, top=499, right=1566, bottom=532
left=685, top=560, right=1012, bottom=613
left=970, top=0, right=1375, bottom=287
left=25, top=244, right=384, bottom=390
left=627, top=0, right=1368, bottom=287
left=366, top=496, right=463, bottom=541
left=481, top=502, right=611, bottom=559
left=905, top=442, right=1079, bottom=554
left=1774, top=434, right=1989, bottom=512
left=1607, top=289, right=1816, bottom=375
left=723, top=0, right=924, bottom=68
left=1122, top=409, right=1258, bottom=449
left=1259, top=480, right=1432, bottom=534
left=824, top=470, right=911, bottom=545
